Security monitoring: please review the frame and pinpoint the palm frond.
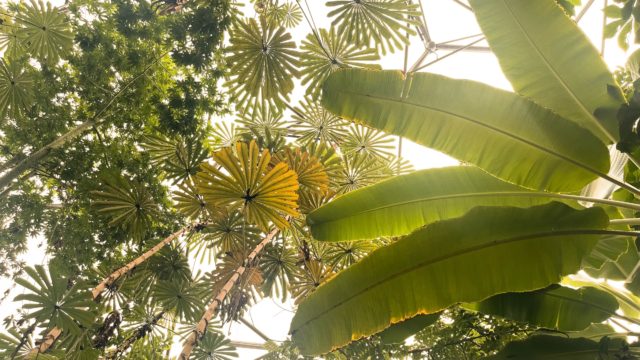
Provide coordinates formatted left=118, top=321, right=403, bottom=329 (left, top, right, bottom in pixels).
left=260, top=241, right=298, bottom=301
left=16, top=0, right=73, bottom=63
left=292, top=97, right=349, bottom=146
left=207, top=121, right=240, bottom=151
left=342, top=125, right=395, bottom=161
left=196, top=141, right=299, bottom=230
left=272, top=147, right=329, bottom=195
left=0, top=59, right=33, bottom=120
left=91, top=176, right=159, bottom=241
left=173, top=181, right=208, bottom=220
left=300, top=27, right=381, bottom=97
left=201, top=207, right=261, bottom=253
left=14, top=266, right=95, bottom=335
left=153, top=279, right=206, bottom=322
left=192, top=332, right=238, bottom=360
left=326, top=0, right=420, bottom=54
left=335, top=153, right=388, bottom=195
left=265, top=1, right=303, bottom=28
left=226, top=18, right=301, bottom=110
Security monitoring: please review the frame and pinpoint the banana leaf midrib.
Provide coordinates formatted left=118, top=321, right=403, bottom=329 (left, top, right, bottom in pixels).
left=292, top=229, right=627, bottom=334
left=497, top=0, right=610, bottom=141
left=332, top=88, right=611, bottom=181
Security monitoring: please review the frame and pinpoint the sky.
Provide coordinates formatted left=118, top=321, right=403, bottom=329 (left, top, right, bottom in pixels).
left=0, top=0, right=633, bottom=359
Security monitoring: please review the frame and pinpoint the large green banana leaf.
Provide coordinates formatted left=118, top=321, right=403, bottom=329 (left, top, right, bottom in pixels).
left=290, top=202, right=608, bottom=355
left=307, top=166, right=578, bottom=242
left=468, top=0, right=623, bottom=144
left=465, top=285, right=618, bottom=331
left=378, top=313, right=440, bottom=345
left=321, top=69, right=610, bottom=192
left=487, top=335, right=638, bottom=359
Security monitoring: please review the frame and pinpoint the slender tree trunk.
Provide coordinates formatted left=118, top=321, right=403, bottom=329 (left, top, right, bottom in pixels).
left=28, top=223, right=198, bottom=355
left=0, top=51, right=167, bottom=190
left=106, top=311, right=165, bottom=359
left=179, top=226, right=280, bottom=359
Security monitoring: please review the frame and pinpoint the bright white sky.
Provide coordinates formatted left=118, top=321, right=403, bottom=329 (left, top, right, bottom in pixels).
left=0, top=0, right=633, bottom=359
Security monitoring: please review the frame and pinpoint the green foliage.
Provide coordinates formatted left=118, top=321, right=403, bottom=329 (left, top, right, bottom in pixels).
left=226, top=17, right=301, bottom=110
left=15, top=266, right=95, bottom=334
left=326, top=0, right=420, bottom=55
left=604, top=0, right=640, bottom=51
left=291, top=203, right=608, bottom=354
left=192, top=332, right=238, bottom=360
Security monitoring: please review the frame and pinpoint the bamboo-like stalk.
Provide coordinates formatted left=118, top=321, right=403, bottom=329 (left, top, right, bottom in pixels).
left=179, top=226, right=280, bottom=359
left=28, top=224, right=198, bottom=355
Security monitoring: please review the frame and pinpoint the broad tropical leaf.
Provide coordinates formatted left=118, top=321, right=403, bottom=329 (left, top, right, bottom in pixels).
left=487, top=335, right=639, bottom=359
left=465, top=285, right=619, bottom=331
left=226, top=18, right=300, bottom=109
left=299, top=27, right=380, bottom=97
left=378, top=313, right=440, bottom=345
left=0, top=60, right=33, bottom=120
left=192, top=332, right=238, bottom=360
left=16, top=0, right=73, bottom=63
left=307, top=166, right=571, bottom=242
left=196, top=141, right=299, bottom=230
left=321, top=69, right=610, bottom=192
left=469, top=0, right=623, bottom=143
left=15, top=266, right=95, bottom=334
left=290, top=203, right=608, bottom=355
left=326, top=0, right=420, bottom=54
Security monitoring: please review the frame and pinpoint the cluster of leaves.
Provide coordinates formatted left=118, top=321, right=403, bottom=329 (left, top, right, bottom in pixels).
left=604, top=0, right=640, bottom=50
left=225, top=0, right=415, bottom=109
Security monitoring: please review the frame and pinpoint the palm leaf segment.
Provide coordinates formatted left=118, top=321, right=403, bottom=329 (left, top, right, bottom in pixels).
left=264, top=1, right=303, bottom=28
left=226, top=17, right=301, bottom=110
left=15, top=0, right=73, bottom=63
left=91, top=176, right=159, bottom=240
left=196, top=140, right=299, bottom=230
left=326, top=0, right=420, bottom=55
left=300, top=27, right=380, bottom=97
left=192, top=332, right=238, bottom=360
left=292, top=97, right=348, bottom=146
left=15, top=266, right=95, bottom=335
left=0, top=59, right=33, bottom=120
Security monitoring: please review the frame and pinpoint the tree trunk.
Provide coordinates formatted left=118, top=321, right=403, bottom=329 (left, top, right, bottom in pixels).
left=28, top=223, right=198, bottom=356
left=179, top=226, right=280, bottom=359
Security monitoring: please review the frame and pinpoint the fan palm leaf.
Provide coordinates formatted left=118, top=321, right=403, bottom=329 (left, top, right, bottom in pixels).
left=292, top=97, right=349, bottom=146
left=0, top=59, right=33, bottom=120
left=326, top=0, right=420, bottom=54
left=207, top=121, right=240, bottom=151
left=265, top=1, right=303, bottom=28
left=202, top=207, right=261, bottom=253
left=342, top=125, right=395, bottom=161
left=196, top=141, right=299, bottom=230
left=300, top=27, right=380, bottom=97
left=14, top=266, right=95, bottom=335
left=226, top=18, right=301, bottom=110
left=153, top=279, right=206, bottom=322
left=16, top=0, right=73, bottom=63
left=192, top=332, right=238, bottom=360
left=272, top=147, right=329, bottom=195
left=173, top=181, right=208, bottom=220
left=91, top=176, right=159, bottom=241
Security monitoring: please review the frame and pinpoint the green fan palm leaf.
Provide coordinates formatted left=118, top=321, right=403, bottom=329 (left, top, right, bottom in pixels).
left=226, top=18, right=301, bottom=110
left=196, top=141, right=299, bottom=230
left=299, top=27, right=380, bottom=97
left=15, top=266, right=95, bottom=335
left=0, top=60, right=33, bottom=120
left=16, top=0, right=73, bottom=63
left=326, top=0, right=420, bottom=54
